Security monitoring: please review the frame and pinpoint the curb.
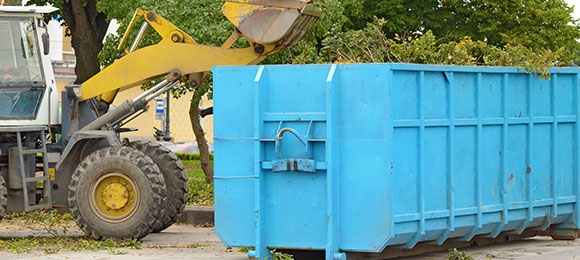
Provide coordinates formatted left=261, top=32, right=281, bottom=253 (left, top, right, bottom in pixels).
left=176, top=205, right=214, bottom=226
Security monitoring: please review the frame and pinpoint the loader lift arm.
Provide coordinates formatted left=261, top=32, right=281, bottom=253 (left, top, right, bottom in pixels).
left=78, top=0, right=321, bottom=104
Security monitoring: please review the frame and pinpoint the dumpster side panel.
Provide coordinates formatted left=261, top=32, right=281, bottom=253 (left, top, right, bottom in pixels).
left=337, top=65, right=392, bottom=251
left=214, top=66, right=260, bottom=246
left=259, top=66, right=330, bottom=249
left=386, top=64, right=580, bottom=250
left=213, top=63, right=580, bottom=256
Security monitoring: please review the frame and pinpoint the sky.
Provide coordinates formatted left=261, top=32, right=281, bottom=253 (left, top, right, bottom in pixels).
left=566, top=0, right=580, bottom=19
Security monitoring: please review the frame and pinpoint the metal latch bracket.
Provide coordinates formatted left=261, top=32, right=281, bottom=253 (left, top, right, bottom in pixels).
left=272, top=158, right=316, bottom=173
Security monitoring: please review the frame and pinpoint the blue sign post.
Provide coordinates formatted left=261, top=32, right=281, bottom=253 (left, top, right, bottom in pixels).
left=155, top=99, right=164, bottom=120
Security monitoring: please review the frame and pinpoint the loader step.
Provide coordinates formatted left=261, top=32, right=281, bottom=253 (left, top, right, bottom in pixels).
left=27, top=203, right=51, bottom=211
left=21, top=149, right=44, bottom=154
left=25, top=176, right=49, bottom=182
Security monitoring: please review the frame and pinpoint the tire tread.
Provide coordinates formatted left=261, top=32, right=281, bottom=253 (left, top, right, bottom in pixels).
left=68, top=146, right=165, bottom=240
left=130, top=141, right=189, bottom=233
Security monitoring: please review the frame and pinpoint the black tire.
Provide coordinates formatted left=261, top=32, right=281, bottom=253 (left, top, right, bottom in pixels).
left=68, top=146, right=166, bottom=240
left=0, top=176, right=6, bottom=221
left=129, top=141, right=189, bottom=233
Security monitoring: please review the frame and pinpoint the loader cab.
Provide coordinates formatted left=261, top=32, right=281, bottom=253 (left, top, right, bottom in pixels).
left=0, top=6, right=59, bottom=126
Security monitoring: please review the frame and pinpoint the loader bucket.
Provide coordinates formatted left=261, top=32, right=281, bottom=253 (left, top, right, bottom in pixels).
left=222, top=0, right=321, bottom=45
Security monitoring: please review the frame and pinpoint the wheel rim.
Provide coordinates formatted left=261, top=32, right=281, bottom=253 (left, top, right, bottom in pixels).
left=90, top=172, right=140, bottom=223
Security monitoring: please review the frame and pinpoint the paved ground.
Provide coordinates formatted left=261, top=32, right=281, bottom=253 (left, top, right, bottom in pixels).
left=0, top=225, right=247, bottom=260
left=405, top=237, right=580, bottom=260
left=2, top=224, right=580, bottom=259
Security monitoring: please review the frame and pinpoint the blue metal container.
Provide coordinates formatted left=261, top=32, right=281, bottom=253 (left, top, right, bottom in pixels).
left=213, top=63, right=580, bottom=260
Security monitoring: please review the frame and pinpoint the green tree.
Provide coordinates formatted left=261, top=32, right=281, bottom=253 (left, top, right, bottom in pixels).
left=321, top=18, right=563, bottom=79
left=446, top=0, right=579, bottom=57
left=26, top=0, right=116, bottom=83
left=339, top=0, right=580, bottom=61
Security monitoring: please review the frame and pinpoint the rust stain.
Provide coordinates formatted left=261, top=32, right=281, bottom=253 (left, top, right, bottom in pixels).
left=278, top=128, right=292, bottom=139
left=526, top=167, right=532, bottom=174
left=509, top=173, right=514, bottom=180
left=147, top=12, right=157, bottom=22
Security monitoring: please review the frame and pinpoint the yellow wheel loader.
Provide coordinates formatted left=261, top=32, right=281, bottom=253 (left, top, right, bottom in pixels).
left=0, top=0, right=320, bottom=240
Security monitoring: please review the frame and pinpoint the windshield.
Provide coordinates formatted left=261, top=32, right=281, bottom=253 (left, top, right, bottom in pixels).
left=0, top=17, right=44, bottom=85
left=0, top=17, right=45, bottom=120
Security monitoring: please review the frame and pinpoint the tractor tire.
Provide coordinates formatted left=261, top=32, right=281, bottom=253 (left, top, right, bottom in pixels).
left=0, top=176, right=6, bottom=221
left=129, top=141, right=189, bottom=233
left=68, top=146, right=166, bottom=240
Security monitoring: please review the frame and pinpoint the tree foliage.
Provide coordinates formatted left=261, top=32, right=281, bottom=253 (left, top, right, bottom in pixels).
left=98, top=0, right=580, bottom=89
left=231, top=0, right=580, bottom=66
left=339, top=0, right=580, bottom=60
left=98, top=0, right=235, bottom=99
left=322, top=18, right=564, bottom=79
left=27, top=0, right=114, bottom=83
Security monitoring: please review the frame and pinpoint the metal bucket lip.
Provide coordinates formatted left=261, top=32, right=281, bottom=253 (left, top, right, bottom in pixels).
left=222, top=1, right=320, bottom=45
left=225, top=0, right=307, bottom=9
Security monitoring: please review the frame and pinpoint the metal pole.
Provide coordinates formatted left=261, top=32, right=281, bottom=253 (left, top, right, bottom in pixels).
left=145, top=81, right=178, bottom=102
left=164, top=92, right=171, bottom=141
left=133, top=79, right=169, bottom=102
left=129, top=22, right=149, bottom=52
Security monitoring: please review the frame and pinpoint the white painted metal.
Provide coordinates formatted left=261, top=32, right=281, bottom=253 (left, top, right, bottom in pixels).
left=0, top=7, right=60, bottom=126
left=0, top=6, right=57, bottom=14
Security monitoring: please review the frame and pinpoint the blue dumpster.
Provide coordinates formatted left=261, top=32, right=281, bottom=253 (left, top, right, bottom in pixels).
left=213, top=63, right=580, bottom=260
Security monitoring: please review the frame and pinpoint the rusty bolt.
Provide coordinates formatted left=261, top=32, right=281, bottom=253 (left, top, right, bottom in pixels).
left=254, top=44, right=265, bottom=54
left=171, top=33, right=183, bottom=43
left=146, top=12, right=156, bottom=22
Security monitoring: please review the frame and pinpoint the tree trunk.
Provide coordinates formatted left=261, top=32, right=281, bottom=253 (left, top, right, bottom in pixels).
left=189, top=97, right=214, bottom=184
left=60, top=0, right=109, bottom=84
left=2, top=0, right=22, bottom=5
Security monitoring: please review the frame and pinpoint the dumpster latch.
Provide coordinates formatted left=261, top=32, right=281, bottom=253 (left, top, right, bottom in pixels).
left=272, top=159, right=316, bottom=173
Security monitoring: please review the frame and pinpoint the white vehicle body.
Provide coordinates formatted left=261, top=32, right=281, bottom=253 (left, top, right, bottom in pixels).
left=0, top=6, right=60, bottom=126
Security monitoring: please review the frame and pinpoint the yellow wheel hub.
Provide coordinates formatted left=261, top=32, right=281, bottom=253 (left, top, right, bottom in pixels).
left=102, top=182, right=129, bottom=209
left=91, top=173, right=139, bottom=222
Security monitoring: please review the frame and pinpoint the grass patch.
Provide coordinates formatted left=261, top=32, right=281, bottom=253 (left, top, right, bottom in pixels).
left=271, top=249, right=294, bottom=260
left=188, top=179, right=214, bottom=206
left=182, top=160, right=202, bottom=169
left=448, top=248, right=474, bottom=260
left=175, top=153, right=213, bottom=161
left=181, top=158, right=215, bottom=206
left=182, top=159, right=213, bottom=179
left=238, top=247, right=253, bottom=253
left=187, top=169, right=205, bottom=179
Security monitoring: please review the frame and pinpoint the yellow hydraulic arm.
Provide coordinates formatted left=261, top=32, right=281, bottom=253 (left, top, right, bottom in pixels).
left=79, top=0, right=320, bottom=103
